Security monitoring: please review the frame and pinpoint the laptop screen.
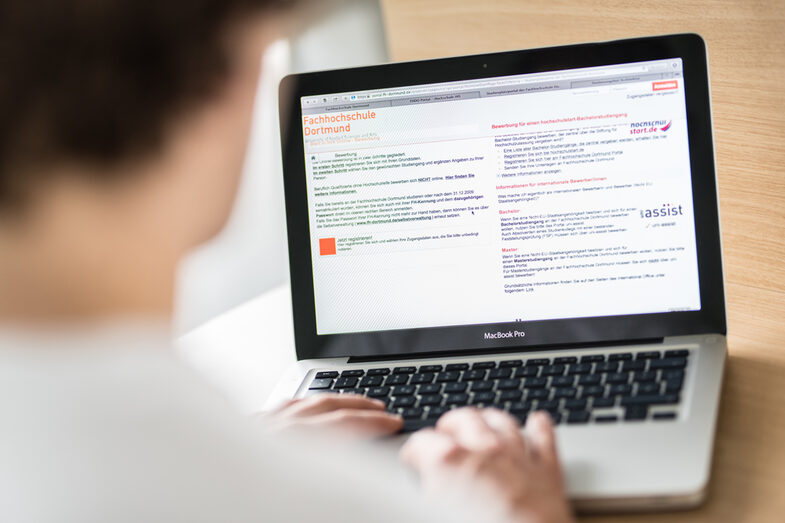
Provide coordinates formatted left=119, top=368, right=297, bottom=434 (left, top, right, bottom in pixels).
left=298, top=58, right=701, bottom=337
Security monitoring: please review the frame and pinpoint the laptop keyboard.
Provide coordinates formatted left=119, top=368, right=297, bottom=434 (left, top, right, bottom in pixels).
left=307, top=349, right=689, bottom=432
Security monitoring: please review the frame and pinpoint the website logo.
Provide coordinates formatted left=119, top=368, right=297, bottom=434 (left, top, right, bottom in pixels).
left=629, top=119, right=671, bottom=135
left=640, top=203, right=684, bottom=219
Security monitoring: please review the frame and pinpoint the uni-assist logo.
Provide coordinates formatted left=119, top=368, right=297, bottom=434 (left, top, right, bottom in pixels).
left=640, top=203, right=684, bottom=219
left=484, top=330, right=526, bottom=340
left=629, top=119, right=672, bottom=134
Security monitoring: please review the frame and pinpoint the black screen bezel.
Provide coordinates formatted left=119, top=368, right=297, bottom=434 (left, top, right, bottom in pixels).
left=278, top=33, right=726, bottom=361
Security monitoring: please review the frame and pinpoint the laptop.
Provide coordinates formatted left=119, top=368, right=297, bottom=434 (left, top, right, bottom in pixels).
left=270, top=33, right=726, bottom=512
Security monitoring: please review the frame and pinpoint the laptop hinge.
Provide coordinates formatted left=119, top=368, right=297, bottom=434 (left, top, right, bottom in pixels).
left=347, top=337, right=664, bottom=364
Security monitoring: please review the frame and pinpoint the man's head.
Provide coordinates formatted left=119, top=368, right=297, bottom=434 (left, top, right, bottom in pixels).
left=0, top=0, right=296, bottom=320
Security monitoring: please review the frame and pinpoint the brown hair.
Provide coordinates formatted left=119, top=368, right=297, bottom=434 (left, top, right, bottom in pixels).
left=0, top=0, right=291, bottom=207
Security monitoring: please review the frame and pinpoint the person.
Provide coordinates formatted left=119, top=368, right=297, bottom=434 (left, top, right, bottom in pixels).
left=0, top=1, right=575, bottom=522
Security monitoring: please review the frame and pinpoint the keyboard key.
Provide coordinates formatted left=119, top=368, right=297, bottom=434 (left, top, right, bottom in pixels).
left=419, top=364, right=443, bottom=373
left=653, top=411, right=678, bottom=420
left=410, top=373, right=435, bottom=384
left=564, top=398, right=587, bottom=410
left=622, top=360, right=646, bottom=372
left=634, top=371, right=657, bottom=382
left=568, top=363, right=593, bottom=375
left=418, top=394, right=443, bottom=406
left=499, top=359, right=523, bottom=368
left=578, top=374, right=601, bottom=386
left=537, top=399, right=559, bottom=410
left=541, top=364, right=566, bottom=376
left=567, top=411, right=590, bottom=424
left=392, top=396, right=416, bottom=408
left=526, top=388, right=550, bottom=400
left=608, top=353, right=633, bottom=361
left=513, top=366, right=538, bottom=378
left=384, top=374, right=409, bottom=386
left=595, top=414, right=618, bottom=423
left=461, top=369, right=487, bottom=381
left=581, top=385, right=605, bottom=397
left=393, top=366, right=417, bottom=374
left=445, top=363, right=470, bottom=371
left=496, top=378, right=522, bottom=390
left=649, top=357, right=688, bottom=370
left=624, top=405, right=648, bottom=421
left=636, top=351, right=661, bottom=360
left=471, top=380, right=494, bottom=392
left=608, top=384, right=632, bottom=396
left=367, top=368, right=390, bottom=376
left=605, top=372, right=629, bottom=384
left=334, top=377, right=358, bottom=388
left=359, top=376, right=383, bottom=387
left=341, top=369, right=364, bottom=377
left=498, top=389, right=522, bottom=401
left=401, top=407, right=424, bottom=419
left=445, top=393, right=469, bottom=405
left=553, top=387, right=577, bottom=399
left=472, top=361, right=496, bottom=370
left=664, top=349, right=689, bottom=358
left=444, top=382, right=467, bottom=393
left=401, top=418, right=436, bottom=432
left=436, top=371, right=461, bottom=382
left=472, top=391, right=497, bottom=404
left=509, top=401, right=533, bottom=414
left=392, top=385, right=416, bottom=396
left=621, top=393, right=680, bottom=406
left=592, top=396, right=615, bottom=408
left=595, top=361, right=619, bottom=373
left=580, top=354, right=605, bottom=363
left=662, top=369, right=685, bottom=381
left=488, top=368, right=512, bottom=379
left=664, top=378, right=684, bottom=393
left=554, top=356, right=578, bottom=364
left=552, top=376, right=575, bottom=387
left=315, top=371, right=339, bottom=379
left=524, top=377, right=547, bottom=389
left=418, top=383, right=442, bottom=394
left=637, top=382, right=661, bottom=395
left=309, top=378, right=334, bottom=390
left=427, top=406, right=450, bottom=419
left=367, top=386, right=390, bottom=397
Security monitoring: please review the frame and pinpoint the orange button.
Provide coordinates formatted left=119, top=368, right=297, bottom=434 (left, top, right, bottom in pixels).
left=319, top=237, right=337, bottom=256
left=652, top=80, right=678, bottom=91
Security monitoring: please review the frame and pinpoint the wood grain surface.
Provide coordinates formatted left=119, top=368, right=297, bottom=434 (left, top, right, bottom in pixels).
left=380, top=1, right=785, bottom=520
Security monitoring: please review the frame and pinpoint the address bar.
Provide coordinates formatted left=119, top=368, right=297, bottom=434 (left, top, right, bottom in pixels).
left=350, top=63, right=657, bottom=102
left=365, top=65, right=651, bottom=98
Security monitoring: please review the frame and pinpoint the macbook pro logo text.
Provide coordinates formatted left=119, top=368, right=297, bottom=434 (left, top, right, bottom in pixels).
left=484, top=330, right=526, bottom=340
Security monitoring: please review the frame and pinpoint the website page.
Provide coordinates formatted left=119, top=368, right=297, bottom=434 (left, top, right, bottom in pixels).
left=300, top=59, right=700, bottom=335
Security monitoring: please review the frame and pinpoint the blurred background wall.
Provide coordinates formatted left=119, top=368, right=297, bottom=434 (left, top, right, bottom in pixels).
left=174, top=0, right=388, bottom=334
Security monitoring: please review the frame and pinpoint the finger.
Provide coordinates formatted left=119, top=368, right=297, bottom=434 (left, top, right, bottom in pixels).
left=436, top=407, right=502, bottom=452
left=303, top=408, right=403, bottom=437
left=286, top=394, right=386, bottom=416
left=479, top=408, right=527, bottom=452
left=526, top=410, right=559, bottom=464
left=400, top=428, right=467, bottom=471
left=268, top=398, right=299, bottom=415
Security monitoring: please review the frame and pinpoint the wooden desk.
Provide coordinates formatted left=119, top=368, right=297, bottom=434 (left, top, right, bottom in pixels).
left=380, top=0, right=785, bottom=520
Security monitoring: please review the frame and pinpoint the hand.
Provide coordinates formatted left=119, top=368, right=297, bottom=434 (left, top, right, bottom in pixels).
left=260, top=393, right=403, bottom=438
left=400, top=408, right=575, bottom=523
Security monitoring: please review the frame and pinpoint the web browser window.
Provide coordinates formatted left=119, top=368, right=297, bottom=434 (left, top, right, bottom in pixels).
left=299, top=58, right=700, bottom=335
